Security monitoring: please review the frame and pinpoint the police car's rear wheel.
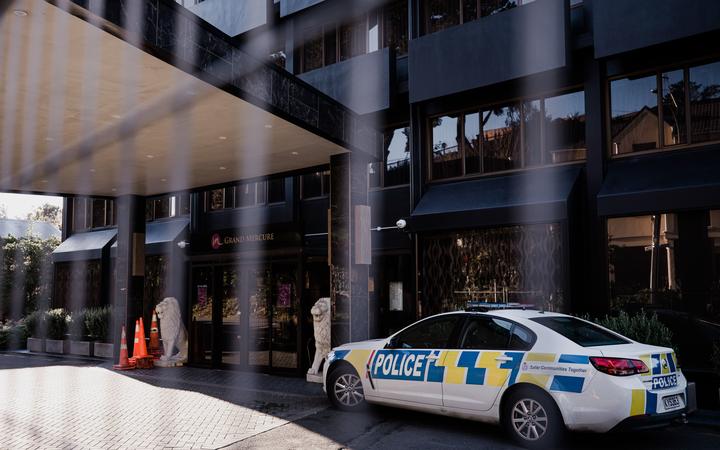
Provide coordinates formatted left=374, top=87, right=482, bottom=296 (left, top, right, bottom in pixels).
left=327, top=366, right=365, bottom=411
left=503, top=387, right=564, bottom=449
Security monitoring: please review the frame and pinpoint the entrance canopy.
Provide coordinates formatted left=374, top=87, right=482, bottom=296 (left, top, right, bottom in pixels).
left=52, top=227, right=116, bottom=262
left=0, top=0, right=378, bottom=197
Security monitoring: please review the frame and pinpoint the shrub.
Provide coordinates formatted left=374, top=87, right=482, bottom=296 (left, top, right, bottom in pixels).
left=69, top=309, right=89, bottom=339
left=594, top=310, right=675, bottom=352
left=23, top=310, right=45, bottom=338
left=0, top=320, right=28, bottom=350
left=84, top=306, right=111, bottom=342
left=45, top=308, right=69, bottom=340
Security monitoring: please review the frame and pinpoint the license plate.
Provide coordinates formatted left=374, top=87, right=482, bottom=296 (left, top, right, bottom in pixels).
left=651, top=374, right=678, bottom=390
left=663, top=394, right=682, bottom=410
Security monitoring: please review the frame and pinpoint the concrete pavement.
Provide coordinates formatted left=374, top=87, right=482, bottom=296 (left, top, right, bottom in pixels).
left=2, top=352, right=719, bottom=449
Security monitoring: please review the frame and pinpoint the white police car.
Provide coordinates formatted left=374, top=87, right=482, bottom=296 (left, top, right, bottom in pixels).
left=323, top=309, right=687, bottom=448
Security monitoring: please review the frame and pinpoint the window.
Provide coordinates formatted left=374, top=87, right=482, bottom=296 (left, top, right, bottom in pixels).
left=431, top=114, right=462, bottom=179
left=423, top=0, right=529, bottom=35
left=459, top=317, right=512, bottom=349
left=689, top=61, right=720, bottom=144
left=153, top=197, right=171, bottom=219
left=267, top=179, right=286, bottom=204
left=298, top=3, right=409, bottom=74
left=72, top=198, right=88, bottom=231
left=482, top=104, right=521, bottom=173
left=531, top=316, right=629, bottom=347
left=383, top=0, right=409, bottom=56
left=429, top=90, right=586, bottom=180
left=508, top=324, right=535, bottom=350
left=301, top=170, right=331, bottom=198
left=371, top=126, right=411, bottom=188
left=178, top=193, right=191, bottom=215
left=236, top=182, right=257, bottom=208
left=543, top=90, right=587, bottom=163
left=392, top=315, right=461, bottom=349
left=610, top=75, right=659, bottom=155
left=208, top=187, right=234, bottom=211
left=610, top=59, right=720, bottom=156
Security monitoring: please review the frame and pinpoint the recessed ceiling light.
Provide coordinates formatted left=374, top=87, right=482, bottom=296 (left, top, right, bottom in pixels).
left=111, top=114, right=122, bottom=119
left=146, top=154, right=154, bottom=159
left=90, top=169, right=96, bottom=173
left=264, top=124, right=273, bottom=129
left=111, top=188, right=117, bottom=192
left=40, top=180, right=48, bottom=184
left=291, top=151, right=299, bottom=155
left=218, top=136, right=227, bottom=140
left=13, top=10, right=28, bottom=17
left=160, top=178, right=167, bottom=182
left=219, top=166, right=227, bottom=170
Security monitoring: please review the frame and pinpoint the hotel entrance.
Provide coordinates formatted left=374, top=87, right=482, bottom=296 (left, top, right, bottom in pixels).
left=189, top=260, right=301, bottom=372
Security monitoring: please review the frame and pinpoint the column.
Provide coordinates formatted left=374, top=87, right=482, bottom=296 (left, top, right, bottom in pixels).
left=330, top=153, right=371, bottom=346
left=113, top=195, right=146, bottom=360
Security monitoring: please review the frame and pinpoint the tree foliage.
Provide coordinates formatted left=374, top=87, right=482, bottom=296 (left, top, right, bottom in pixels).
left=0, top=235, right=60, bottom=320
left=27, top=203, right=62, bottom=229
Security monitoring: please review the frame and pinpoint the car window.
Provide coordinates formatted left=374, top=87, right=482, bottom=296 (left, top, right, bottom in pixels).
left=530, top=316, right=630, bottom=347
left=508, top=324, right=534, bottom=350
left=393, top=315, right=460, bottom=349
left=459, top=317, right=513, bottom=350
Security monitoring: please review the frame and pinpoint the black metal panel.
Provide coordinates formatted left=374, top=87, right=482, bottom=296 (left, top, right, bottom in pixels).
left=597, top=147, right=720, bottom=217
left=408, top=0, right=569, bottom=103
left=299, top=48, right=391, bottom=115
left=592, top=0, right=720, bottom=59
left=301, top=197, right=329, bottom=234
left=370, top=186, right=412, bottom=250
left=280, top=0, right=326, bottom=17
left=410, top=165, right=581, bottom=232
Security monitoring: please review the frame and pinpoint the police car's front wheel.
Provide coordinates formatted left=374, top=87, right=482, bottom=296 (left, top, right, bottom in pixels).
left=327, top=366, right=366, bottom=411
left=502, top=387, right=565, bottom=449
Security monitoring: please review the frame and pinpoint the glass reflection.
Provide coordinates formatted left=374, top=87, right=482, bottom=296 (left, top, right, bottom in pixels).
left=425, top=0, right=461, bottom=34
left=384, top=127, right=410, bottom=186
left=544, top=90, right=586, bottom=163
left=522, top=99, right=543, bottom=167
left=432, top=115, right=462, bottom=178
left=661, top=70, right=687, bottom=146
left=463, top=113, right=481, bottom=174
left=610, top=75, right=658, bottom=155
left=690, top=61, right=720, bottom=144
left=482, top=105, right=521, bottom=173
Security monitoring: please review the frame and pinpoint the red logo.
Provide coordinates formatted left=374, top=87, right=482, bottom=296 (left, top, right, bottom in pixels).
left=211, top=233, right=222, bottom=250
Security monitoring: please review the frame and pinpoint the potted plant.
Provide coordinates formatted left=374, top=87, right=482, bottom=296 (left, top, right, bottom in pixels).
left=86, top=306, right=112, bottom=358
left=68, top=309, right=93, bottom=356
left=24, top=310, right=45, bottom=353
left=0, top=319, right=28, bottom=351
left=45, top=308, right=70, bottom=354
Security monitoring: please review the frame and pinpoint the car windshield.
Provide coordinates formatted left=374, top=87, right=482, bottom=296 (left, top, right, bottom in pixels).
left=530, top=316, right=630, bottom=347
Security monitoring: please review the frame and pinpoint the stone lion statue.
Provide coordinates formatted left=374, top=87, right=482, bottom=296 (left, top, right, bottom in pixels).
left=308, top=297, right=331, bottom=376
left=156, top=297, right=188, bottom=363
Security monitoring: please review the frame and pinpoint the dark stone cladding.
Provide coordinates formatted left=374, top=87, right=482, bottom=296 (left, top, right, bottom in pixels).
left=50, top=0, right=380, bottom=161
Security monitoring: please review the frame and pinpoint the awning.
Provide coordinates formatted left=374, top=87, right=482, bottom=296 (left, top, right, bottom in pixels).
left=111, top=218, right=189, bottom=256
left=598, top=147, right=720, bottom=217
left=52, top=229, right=117, bottom=263
left=409, top=165, right=582, bottom=232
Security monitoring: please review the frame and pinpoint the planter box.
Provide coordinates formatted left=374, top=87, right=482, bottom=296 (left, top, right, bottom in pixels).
left=27, top=337, right=45, bottom=353
left=93, top=342, right=114, bottom=359
left=45, top=339, right=68, bottom=354
left=69, top=340, right=93, bottom=357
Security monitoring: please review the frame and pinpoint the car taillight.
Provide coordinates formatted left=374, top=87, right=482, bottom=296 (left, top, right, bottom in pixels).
left=589, top=357, right=649, bottom=376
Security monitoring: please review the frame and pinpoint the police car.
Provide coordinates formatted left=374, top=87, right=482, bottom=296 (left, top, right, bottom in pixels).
left=323, top=308, right=687, bottom=448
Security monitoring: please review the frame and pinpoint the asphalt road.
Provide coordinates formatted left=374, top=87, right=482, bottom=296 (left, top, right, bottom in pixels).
left=230, top=403, right=720, bottom=450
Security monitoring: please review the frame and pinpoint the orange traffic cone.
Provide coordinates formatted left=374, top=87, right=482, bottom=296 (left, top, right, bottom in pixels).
left=134, top=317, right=154, bottom=369
left=113, top=325, right=134, bottom=370
left=137, top=317, right=149, bottom=358
left=149, top=310, right=161, bottom=359
left=128, top=319, right=142, bottom=365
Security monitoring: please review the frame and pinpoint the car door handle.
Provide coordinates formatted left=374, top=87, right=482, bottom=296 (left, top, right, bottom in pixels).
left=495, top=356, right=513, bottom=362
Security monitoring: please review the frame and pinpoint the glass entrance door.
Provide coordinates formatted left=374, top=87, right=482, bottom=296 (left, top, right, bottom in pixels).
left=189, top=261, right=301, bottom=371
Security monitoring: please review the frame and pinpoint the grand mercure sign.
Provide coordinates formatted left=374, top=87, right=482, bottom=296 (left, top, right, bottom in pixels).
left=198, top=229, right=301, bottom=252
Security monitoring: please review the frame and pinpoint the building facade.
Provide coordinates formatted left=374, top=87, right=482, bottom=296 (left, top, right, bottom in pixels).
left=47, top=0, right=720, bottom=403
